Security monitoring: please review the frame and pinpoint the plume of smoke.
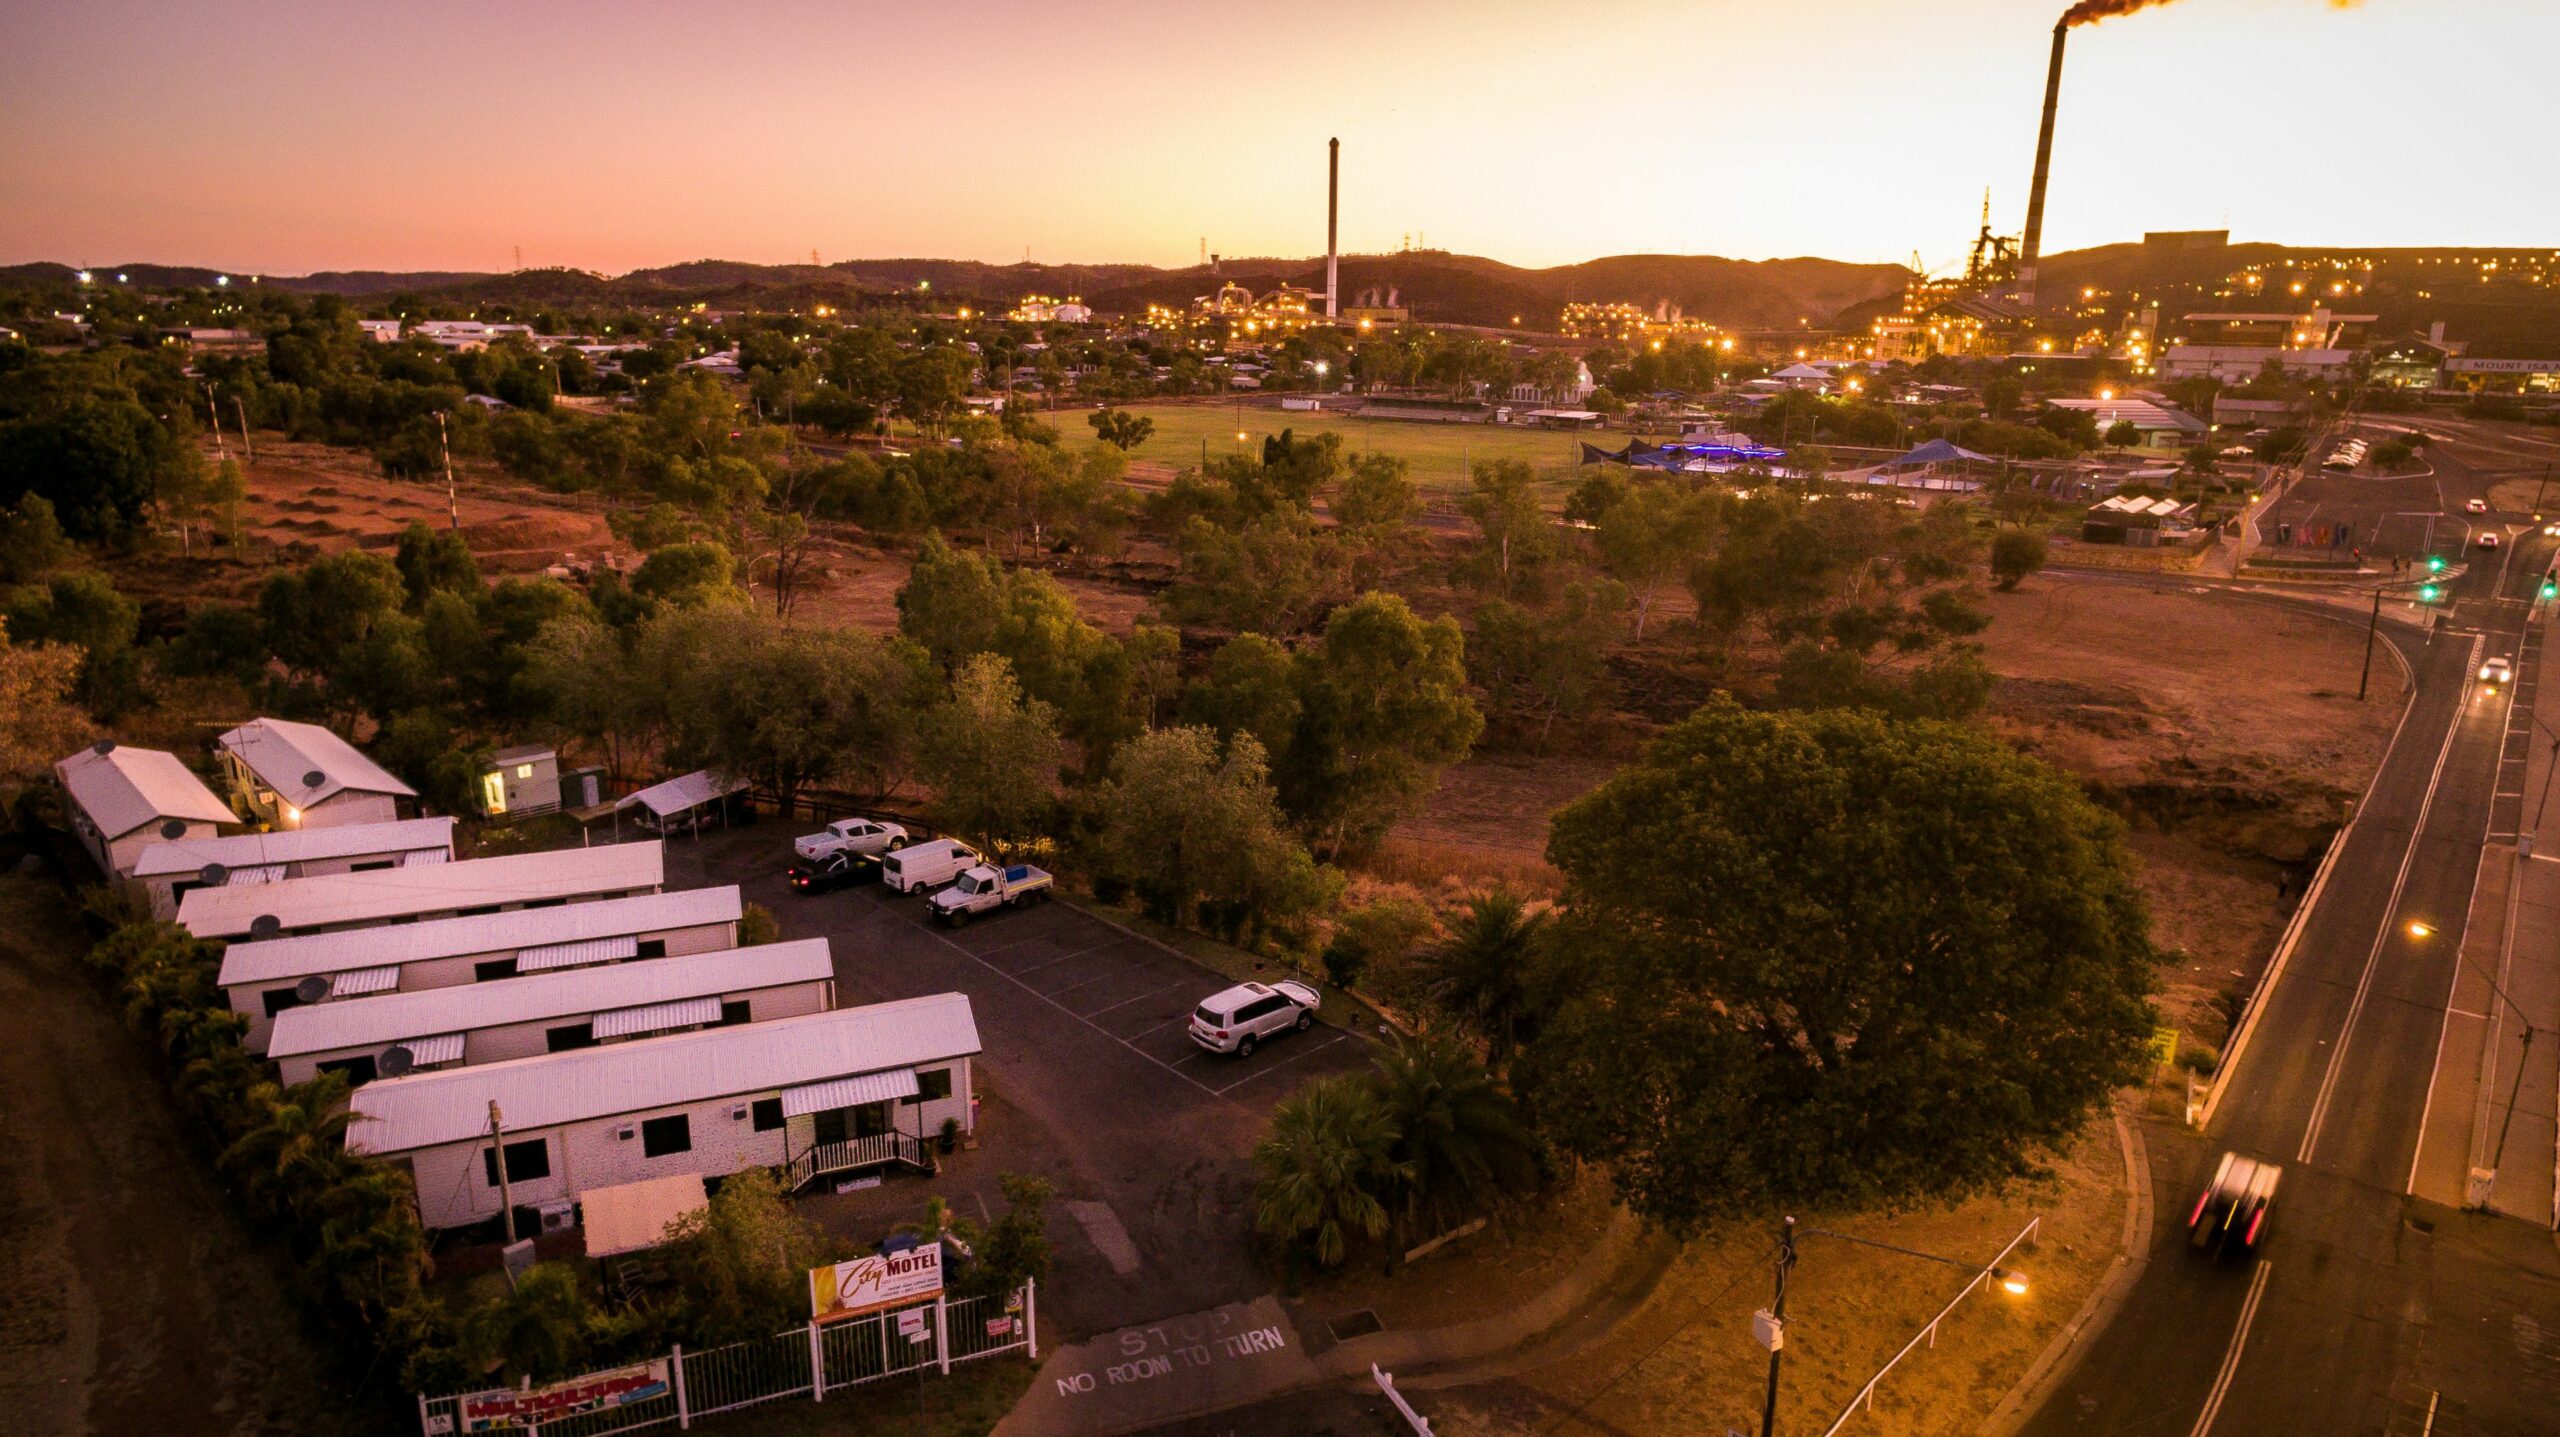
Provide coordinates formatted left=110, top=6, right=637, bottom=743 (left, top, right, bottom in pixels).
left=2064, top=0, right=2358, bottom=27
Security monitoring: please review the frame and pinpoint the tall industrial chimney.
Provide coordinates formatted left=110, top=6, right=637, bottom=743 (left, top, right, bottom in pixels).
left=2017, top=20, right=2068, bottom=303
left=1326, top=138, right=1341, bottom=322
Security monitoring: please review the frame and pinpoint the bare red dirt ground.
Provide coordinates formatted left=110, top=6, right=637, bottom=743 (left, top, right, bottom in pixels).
left=233, top=441, right=623, bottom=573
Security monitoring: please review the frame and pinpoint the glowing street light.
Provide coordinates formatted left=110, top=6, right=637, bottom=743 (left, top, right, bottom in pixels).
left=2408, top=921, right=2435, bottom=940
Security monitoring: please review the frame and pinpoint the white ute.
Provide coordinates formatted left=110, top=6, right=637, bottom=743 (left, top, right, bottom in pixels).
left=795, top=817, right=908, bottom=861
left=1189, top=981, right=1321, bottom=1058
left=930, top=864, right=1053, bottom=924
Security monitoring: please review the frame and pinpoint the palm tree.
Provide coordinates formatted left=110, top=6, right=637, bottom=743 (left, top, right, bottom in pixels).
left=220, top=1072, right=358, bottom=1220
left=310, top=1163, right=433, bottom=1320
left=1252, top=1075, right=1407, bottom=1269
left=1371, top=1034, right=1542, bottom=1237
left=1423, top=890, right=1551, bottom=1067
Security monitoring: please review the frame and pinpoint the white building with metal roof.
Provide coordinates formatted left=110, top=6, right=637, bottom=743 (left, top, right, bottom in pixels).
left=52, top=741, right=237, bottom=880
left=349, top=994, right=980, bottom=1231
left=215, top=716, right=417, bottom=830
left=129, top=815, right=457, bottom=921
left=217, top=879, right=730, bottom=1052
left=267, top=938, right=836, bottom=1085
left=179, top=839, right=663, bottom=943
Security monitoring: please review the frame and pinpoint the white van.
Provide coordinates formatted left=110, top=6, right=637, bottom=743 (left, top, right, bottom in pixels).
left=880, top=838, right=984, bottom=894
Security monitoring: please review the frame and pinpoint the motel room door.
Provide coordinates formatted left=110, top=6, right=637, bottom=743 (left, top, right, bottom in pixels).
left=811, top=1102, right=894, bottom=1147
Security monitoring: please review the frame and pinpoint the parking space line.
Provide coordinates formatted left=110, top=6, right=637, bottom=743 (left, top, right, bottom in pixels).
left=1126, top=1013, right=1191, bottom=1039
left=1213, top=1032, right=1350, bottom=1094
left=1079, top=982, right=1180, bottom=1019
left=884, top=904, right=1232, bottom=1103
left=1008, top=941, right=1118, bottom=977
left=1041, top=961, right=1149, bottom=999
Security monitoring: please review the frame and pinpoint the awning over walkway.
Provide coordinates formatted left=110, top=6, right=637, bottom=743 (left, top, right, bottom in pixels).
left=592, top=995, right=722, bottom=1040
left=782, top=1067, right=919, bottom=1117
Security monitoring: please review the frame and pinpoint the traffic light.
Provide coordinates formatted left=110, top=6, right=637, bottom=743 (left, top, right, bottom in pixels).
left=2544, top=578, right=2557, bottom=601
left=2419, top=583, right=2444, bottom=603
left=2426, top=554, right=2447, bottom=574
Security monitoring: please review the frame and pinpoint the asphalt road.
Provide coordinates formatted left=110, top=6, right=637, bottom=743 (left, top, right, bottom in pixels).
left=2022, top=429, right=2560, bottom=1436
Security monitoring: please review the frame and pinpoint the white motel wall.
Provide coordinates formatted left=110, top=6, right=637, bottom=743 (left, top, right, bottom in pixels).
left=219, top=885, right=742, bottom=1053
left=350, top=996, right=981, bottom=1231
left=266, top=938, right=837, bottom=1085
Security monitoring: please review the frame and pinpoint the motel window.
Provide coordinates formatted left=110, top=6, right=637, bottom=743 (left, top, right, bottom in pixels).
left=351, top=860, right=395, bottom=873
left=546, top=1022, right=596, bottom=1053
left=474, top=958, right=519, bottom=982
left=457, top=905, right=501, bottom=917
left=751, top=1098, right=785, bottom=1131
left=482, top=1138, right=551, bottom=1185
left=317, top=1054, right=379, bottom=1086
left=261, top=988, right=302, bottom=1018
left=720, top=999, right=751, bottom=1027
left=641, top=1115, right=692, bottom=1158
left=523, top=897, right=568, bottom=910
left=915, top=1068, right=954, bottom=1103
left=636, top=938, right=668, bottom=959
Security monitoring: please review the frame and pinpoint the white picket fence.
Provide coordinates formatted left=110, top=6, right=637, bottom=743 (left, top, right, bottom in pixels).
left=417, top=1282, right=1035, bottom=1435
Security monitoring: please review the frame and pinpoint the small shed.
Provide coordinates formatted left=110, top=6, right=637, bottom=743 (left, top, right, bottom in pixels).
left=615, top=770, right=749, bottom=839
left=2082, top=494, right=2196, bottom=547
left=53, top=741, right=236, bottom=881
left=476, top=744, right=562, bottom=819
left=582, top=1174, right=708, bottom=1258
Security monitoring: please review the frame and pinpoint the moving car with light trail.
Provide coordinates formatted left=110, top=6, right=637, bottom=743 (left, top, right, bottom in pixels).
left=929, top=863, right=1052, bottom=925
left=1189, top=980, right=1321, bottom=1058
left=2188, top=1151, right=2280, bottom=1259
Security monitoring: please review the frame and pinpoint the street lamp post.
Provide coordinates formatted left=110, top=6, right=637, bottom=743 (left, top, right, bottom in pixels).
left=1757, top=1218, right=2030, bottom=1435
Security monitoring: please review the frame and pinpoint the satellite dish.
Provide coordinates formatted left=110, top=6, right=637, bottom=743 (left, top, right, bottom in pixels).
left=250, top=914, right=283, bottom=940
left=92, top=739, right=117, bottom=755
left=294, top=974, right=333, bottom=1005
left=378, top=1044, right=416, bottom=1078
left=302, top=769, right=328, bottom=790
left=160, top=818, right=189, bottom=840
left=200, top=862, right=229, bottom=885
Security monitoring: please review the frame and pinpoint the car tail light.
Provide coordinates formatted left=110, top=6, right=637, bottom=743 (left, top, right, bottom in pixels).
left=2189, top=1190, right=2212, bottom=1227
left=2244, top=1209, right=2265, bottom=1246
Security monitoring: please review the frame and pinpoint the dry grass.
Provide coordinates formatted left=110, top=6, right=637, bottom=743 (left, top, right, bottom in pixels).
left=1434, top=1121, right=2128, bottom=1437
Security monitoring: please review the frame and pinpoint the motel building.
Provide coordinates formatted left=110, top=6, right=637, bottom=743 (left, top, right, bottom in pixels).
left=216, top=716, right=418, bottom=830
left=348, top=994, right=983, bottom=1233
left=264, top=937, right=837, bottom=1086
left=127, top=815, right=457, bottom=921
left=218, top=884, right=742, bottom=1054
left=52, top=740, right=236, bottom=881
left=176, top=839, right=666, bottom=943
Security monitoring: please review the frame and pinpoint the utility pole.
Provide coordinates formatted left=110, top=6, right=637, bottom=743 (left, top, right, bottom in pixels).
left=489, top=1101, right=517, bottom=1244
left=2535, top=463, right=2552, bottom=522
left=233, top=394, right=256, bottom=465
left=1758, top=1217, right=1797, bottom=1437
left=2359, top=586, right=2383, bottom=701
left=436, top=411, right=460, bottom=530
left=204, top=386, right=229, bottom=462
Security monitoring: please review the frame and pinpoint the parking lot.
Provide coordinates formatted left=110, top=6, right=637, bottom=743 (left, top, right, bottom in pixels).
left=664, top=825, right=1374, bottom=1338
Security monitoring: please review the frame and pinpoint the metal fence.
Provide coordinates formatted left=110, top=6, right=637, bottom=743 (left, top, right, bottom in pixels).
left=418, top=1282, right=1035, bottom=1435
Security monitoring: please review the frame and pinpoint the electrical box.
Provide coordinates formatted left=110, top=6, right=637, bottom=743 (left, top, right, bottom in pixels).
left=1753, top=1308, right=1785, bottom=1353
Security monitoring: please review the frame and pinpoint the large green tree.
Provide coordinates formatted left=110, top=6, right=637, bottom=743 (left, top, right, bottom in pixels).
left=1518, top=700, right=2156, bottom=1234
left=915, top=654, right=1062, bottom=852
left=1090, top=725, right=1336, bottom=937
left=1280, top=592, right=1482, bottom=856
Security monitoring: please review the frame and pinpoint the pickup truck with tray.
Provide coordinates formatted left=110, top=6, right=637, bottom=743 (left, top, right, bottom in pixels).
left=929, top=864, right=1053, bottom=925
left=794, top=817, right=909, bottom=862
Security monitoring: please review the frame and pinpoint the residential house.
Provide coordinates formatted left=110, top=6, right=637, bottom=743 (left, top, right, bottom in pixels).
left=52, top=741, right=235, bottom=881
left=216, top=717, right=416, bottom=830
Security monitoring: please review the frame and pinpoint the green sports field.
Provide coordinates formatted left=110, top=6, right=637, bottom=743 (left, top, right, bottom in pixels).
left=1084, top=401, right=1609, bottom=492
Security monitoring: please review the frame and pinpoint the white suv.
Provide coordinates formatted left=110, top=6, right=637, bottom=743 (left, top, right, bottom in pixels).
left=1188, top=981, right=1321, bottom=1057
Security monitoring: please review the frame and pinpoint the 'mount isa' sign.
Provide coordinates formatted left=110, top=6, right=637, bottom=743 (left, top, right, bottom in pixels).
left=810, top=1242, right=944, bottom=1323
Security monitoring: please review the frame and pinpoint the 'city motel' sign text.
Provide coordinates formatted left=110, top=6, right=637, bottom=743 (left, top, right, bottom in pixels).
left=810, top=1242, right=944, bottom=1324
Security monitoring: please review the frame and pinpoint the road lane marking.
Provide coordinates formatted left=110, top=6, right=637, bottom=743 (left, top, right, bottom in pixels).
left=2188, top=1261, right=2274, bottom=1437
left=2300, top=636, right=2479, bottom=1164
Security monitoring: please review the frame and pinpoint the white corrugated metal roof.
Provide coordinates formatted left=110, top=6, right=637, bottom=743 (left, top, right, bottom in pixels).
left=131, top=816, right=456, bottom=879
left=348, top=993, right=979, bottom=1155
left=593, top=995, right=724, bottom=1039
left=219, top=885, right=739, bottom=988
left=53, top=744, right=234, bottom=840
left=228, top=864, right=288, bottom=886
left=783, top=1067, right=919, bottom=1116
left=519, top=934, right=641, bottom=973
left=402, top=849, right=448, bottom=868
left=267, top=939, right=831, bottom=1059
left=216, top=717, right=416, bottom=808
left=615, top=769, right=747, bottom=818
left=399, top=1033, right=465, bottom=1066
left=330, top=965, right=401, bottom=997
left=179, top=840, right=663, bottom=939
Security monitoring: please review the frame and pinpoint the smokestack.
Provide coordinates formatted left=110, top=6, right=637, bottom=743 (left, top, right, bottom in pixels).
left=2018, top=20, right=2067, bottom=302
left=1326, top=138, right=1340, bottom=322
